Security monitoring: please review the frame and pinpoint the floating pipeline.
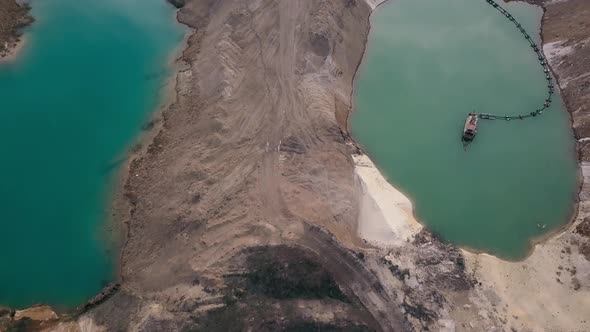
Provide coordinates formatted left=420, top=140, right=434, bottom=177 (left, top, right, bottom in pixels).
left=474, top=0, right=554, bottom=122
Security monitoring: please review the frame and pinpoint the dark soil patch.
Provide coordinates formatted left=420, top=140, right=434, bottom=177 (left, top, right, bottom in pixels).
left=89, top=291, right=141, bottom=332
left=241, top=246, right=350, bottom=302
left=191, top=303, right=246, bottom=332
left=309, top=33, right=330, bottom=57
left=282, top=322, right=373, bottom=332
left=5, top=318, right=36, bottom=332
left=401, top=301, right=437, bottom=324
left=167, top=0, right=185, bottom=8
left=280, top=136, right=307, bottom=154
left=381, top=258, right=410, bottom=281
left=192, top=302, right=374, bottom=332
left=409, top=230, right=476, bottom=292
left=579, top=242, right=590, bottom=262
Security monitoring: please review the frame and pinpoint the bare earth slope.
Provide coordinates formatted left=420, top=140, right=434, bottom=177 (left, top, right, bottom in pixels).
left=89, top=0, right=410, bottom=331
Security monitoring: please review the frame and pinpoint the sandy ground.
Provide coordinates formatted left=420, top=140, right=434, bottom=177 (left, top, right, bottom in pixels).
left=463, top=245, right=590, bottom=331
left=13, top=306, right=57, bottom=321
left=354, top=153, right=422, bottom=247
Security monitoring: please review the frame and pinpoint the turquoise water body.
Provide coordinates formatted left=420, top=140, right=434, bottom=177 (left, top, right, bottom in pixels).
left=353, top=0, right=578, bottom=259
left=0, top=0, right=184, bottom=308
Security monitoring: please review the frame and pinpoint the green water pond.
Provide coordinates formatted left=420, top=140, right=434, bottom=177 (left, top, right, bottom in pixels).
left=352, top=0, right=577, bottom=259
left=0, top=0, right=184, bottom=308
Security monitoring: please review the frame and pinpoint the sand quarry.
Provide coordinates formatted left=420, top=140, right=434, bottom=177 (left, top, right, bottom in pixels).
left=1, top=0, right=589, bottom=331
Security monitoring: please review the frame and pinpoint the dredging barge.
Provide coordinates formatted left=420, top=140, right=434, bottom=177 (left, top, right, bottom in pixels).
left=463, top=113, right=478, bottom=141
left=463, top=0, right=555, bottom=143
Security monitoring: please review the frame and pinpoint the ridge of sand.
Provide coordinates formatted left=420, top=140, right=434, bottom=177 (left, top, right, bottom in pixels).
left=353, top=153, right=422, bottom=247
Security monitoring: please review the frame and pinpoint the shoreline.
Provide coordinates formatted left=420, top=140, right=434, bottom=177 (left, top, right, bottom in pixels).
left=345, top=0, right=388, bottom=134
left=0, top=35, right=26, bottom=64
left=0, top=0, right=33, bottom=64
left=349, top=0, right=582, bottom=262
left=108, top=7, right=193, bottom=286
left=522, top=0, right=585, bottom=256
left=0, top=0, right=192, bottom=314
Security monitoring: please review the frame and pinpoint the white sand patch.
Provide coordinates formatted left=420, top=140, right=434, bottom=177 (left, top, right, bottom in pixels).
left=543, top=40, right=573, bottom=66
left=354, top=154, right=422, bottom=247
left=562, top=71, right=590, bottom=89
left=364, top=0, right=387, bottom=10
